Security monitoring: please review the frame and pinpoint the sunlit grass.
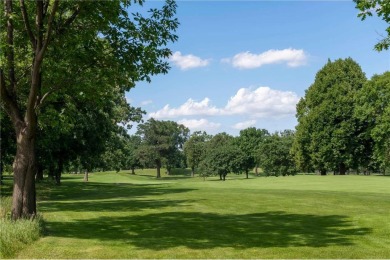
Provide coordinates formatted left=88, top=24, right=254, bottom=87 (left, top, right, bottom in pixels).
left=6, top=171, right=390, bottom=258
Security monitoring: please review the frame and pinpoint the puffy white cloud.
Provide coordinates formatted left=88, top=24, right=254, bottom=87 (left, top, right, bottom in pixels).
left=149, top=86, right=299, bottom=120
left=232, top=120, right=257, bottom=130
left=170, top=51, right=210, bottom=70
left=224, top=86, right=299, bottom=118
left=149, top=98, right=220, bottom=118
left=226, top=48, right=308, bottom=69
left=140, top=100, right=153, bottom=106
left=178, top=118, right=221, bottom=131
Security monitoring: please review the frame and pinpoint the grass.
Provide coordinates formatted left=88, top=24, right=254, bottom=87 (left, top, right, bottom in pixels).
left=0, top=183, right=44, bottom=258
left=3, top=170, right=390, bottom=258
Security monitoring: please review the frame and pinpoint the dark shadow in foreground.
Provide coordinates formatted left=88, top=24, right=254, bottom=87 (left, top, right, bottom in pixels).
left=46, top=211, right=371, bottom=249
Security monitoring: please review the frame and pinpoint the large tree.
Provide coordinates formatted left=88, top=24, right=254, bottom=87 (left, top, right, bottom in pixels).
left=258, top=130, right=298, bottom=177
left=234, top=127, right=269, bottom=178
left=355, top=0, right=390, bottom=51
left=356, top=71, right=390, bottom=174
left=183, top=131, right=211, bottom=177
left=0, top=0, right=178, bottom=219
left=136, top=118, right=189, bottom=178
left=294, top=58, right=367, bottom=175
left=199, top=133, right=245, bottom=181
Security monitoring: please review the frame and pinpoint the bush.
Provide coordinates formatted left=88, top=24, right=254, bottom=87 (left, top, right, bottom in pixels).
left=0, top=197, right=43, bottom=258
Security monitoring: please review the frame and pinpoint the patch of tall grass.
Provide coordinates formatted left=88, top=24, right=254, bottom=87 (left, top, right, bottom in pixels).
left=0, top=196, right=43, bottom=258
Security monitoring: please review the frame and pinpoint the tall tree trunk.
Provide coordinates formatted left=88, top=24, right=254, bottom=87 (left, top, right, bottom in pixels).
left=55, top=156, right=63, bottom=185
left=156, top=160, right=161, bottom=178
left=255, top=165, right=259, bottom=176
left=12, top=129, right=37, bottom=220
left=320, top=169, right=327, bottom=175
left=84, top=169, right=88, bottom=182
left=245, top=169, right=249, bottom=179
left=191, top=167, right=194, bottom=178
left=131, top=167, right=135, bottom=175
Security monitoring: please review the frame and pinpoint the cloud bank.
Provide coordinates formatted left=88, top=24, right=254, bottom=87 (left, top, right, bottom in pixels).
left=149, top=86, right=300, bottom=119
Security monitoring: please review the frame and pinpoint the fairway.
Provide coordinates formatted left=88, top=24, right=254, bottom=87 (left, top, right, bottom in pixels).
left=14, top=172, right=390, bottom=259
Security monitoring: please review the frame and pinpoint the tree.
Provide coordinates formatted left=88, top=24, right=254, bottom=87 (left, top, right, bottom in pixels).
left=258, top=130, right=298, bottom=177
left=199, top=133, right=245, bottom=181
left=294, top=58, right=367, bottom=175
left=183, top=131, right=211, bottom=177
left=355, top=0, right=390, bottom=51
left=136, top=118, right=189, bottom=178
left=234, top=127, right=269, bottom=178
left=0, top=0, right=179, bottom=219
left=356, top=71, right=390, bottom=174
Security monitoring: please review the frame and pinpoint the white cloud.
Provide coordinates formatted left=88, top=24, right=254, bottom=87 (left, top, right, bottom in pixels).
left=170, top=51, right=210, bottom=70
left=149, top=98, right=220, bottom=118
left=225, top=48, right=308, bottom=69
left=140, top=100, right=153, bottom=106
left=224, top=86, right=299, bottom=118
left=149, top=86, right=299, bottom=120
left=178, top=118, right=221, bottom=131
left=232, top=120, right=257, bottom=130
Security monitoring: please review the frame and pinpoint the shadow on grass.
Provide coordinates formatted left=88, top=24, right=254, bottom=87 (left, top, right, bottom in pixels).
left=40, top=178, right=195, bottom=202
left=46, top=211, right=370, bottom=249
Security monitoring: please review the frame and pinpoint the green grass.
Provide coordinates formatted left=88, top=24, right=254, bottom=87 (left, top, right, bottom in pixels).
left=5, top=170, right=390, bottom=258
left=0, top=185, right=44, bottom=258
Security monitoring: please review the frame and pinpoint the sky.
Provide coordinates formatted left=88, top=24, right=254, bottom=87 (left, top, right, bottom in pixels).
left=125, top=1, right=390, bottom=136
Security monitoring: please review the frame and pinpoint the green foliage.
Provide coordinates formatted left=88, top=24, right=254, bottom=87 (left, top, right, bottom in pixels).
left=258, top=130, right=298, bottom=177
left=136, top=118, right=189, bottom=177
left=234, top=127, right=270, bottom=177
left=183, top=131, right=211, bottom=176
left=0, top=196, right=43, bottom=258
left=198, top=133, right=246, bottom=180
left=355, top=0, right=390, bottom=51
left=294, top=58, right=368, bottom=174
left=356, top=71, right=390, bottom=173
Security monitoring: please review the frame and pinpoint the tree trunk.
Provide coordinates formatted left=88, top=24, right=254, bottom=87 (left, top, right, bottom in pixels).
left=156, top=160, right=161, bottom=178
left=191, top=167, right=195, bottom=178
left=320, top=169, right=327, bottom=175
left=12, top=130, right=37, bottom=220
left=55, top=156, right=63, bottom=185
left=255, top=166, right=259, bottom=176
left=339, top=163, right=347, bottom=175
left=245, top=170, right=249, bottom=179
left=84, top=169, right=88, bottom=182
left=131, top=167, right=135, bottom=175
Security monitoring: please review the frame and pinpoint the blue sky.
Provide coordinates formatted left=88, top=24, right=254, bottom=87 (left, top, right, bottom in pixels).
left=126, top=1, right=389, bottom=136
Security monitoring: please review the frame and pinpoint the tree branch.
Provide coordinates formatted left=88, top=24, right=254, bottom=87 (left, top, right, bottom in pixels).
left=0, top=69, right=23, bottom=131
left=5, top=0, right=16, bottom=96
left=19, top=0, right=36, bottom=50
left=39, top=0, right=59, bottom=58
left=57, top=4, right=80, bottom=35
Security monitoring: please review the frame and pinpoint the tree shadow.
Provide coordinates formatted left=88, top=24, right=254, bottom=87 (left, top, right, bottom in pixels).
left=41, top=180, right=196, bottom=202
left=46, top=211, right=371, bottom=249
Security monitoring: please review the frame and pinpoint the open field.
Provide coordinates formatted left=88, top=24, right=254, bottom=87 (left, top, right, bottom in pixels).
left=3, top=170, right=390, bottom=258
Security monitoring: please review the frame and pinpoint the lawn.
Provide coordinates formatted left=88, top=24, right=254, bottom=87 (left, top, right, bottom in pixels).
left=8, top=170, right=390, bottom=258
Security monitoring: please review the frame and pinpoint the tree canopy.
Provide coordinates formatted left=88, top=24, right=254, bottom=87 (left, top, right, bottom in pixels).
left=0, top=0, right=179, bottom=219
left=294, top=58, right=367, bottom=175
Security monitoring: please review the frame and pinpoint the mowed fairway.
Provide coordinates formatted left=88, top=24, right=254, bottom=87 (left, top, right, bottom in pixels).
left=15, top=171, right=390, bottom=259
